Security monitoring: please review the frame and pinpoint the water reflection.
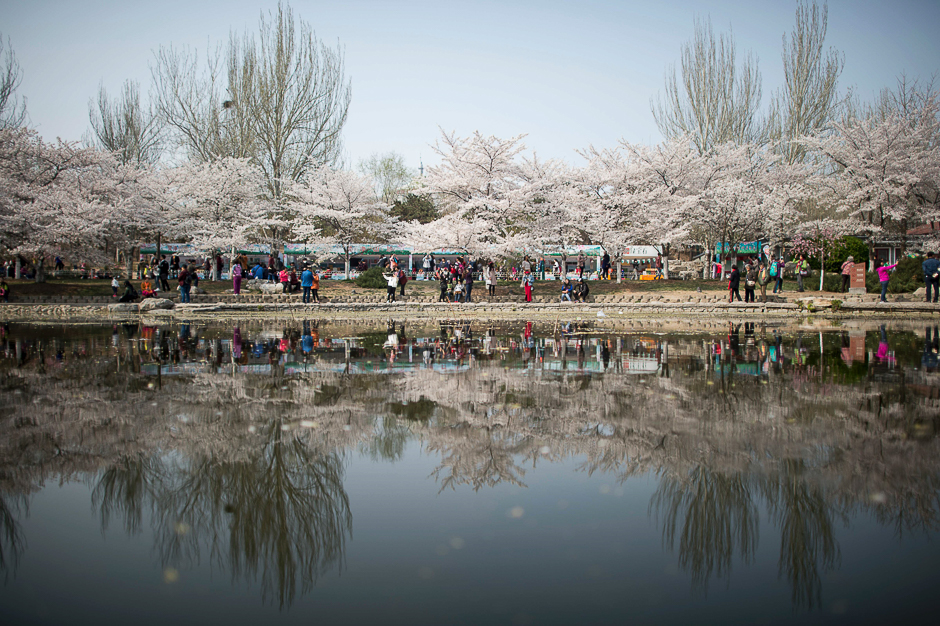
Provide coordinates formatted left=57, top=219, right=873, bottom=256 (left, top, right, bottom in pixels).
left=1, top=320, right=939, bottom=611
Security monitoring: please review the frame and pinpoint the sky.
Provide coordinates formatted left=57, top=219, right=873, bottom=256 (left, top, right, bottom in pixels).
left=2, top=0, right=939, bottom=172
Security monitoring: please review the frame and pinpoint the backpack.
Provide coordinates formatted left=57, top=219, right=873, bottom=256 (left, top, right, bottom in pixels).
left=769, top=262, right=778, bottom=277
left=758, top=267, right=769, bottom=285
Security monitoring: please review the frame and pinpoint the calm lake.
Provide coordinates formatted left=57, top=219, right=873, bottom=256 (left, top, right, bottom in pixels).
left=1, top=319, right=938, bottom=625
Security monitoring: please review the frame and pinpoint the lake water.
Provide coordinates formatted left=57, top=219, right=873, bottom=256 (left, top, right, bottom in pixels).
left=1, top=319, right=938, bottom=625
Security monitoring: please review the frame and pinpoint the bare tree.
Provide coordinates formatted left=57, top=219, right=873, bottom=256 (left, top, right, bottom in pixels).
left=0, top=34, right=27, bottom=130
left=767, top=2, right=844, bottom=165
left=87, top=80, right=163, bottom=165
left=151, top=1, right=351, bottom=201
left=358, top=151, right=412, bottom=205
left=652, top=17, right=763, bottom=155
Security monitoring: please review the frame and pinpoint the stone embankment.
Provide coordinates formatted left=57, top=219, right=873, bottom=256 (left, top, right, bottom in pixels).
left=1, top=292, right=938, bottom=323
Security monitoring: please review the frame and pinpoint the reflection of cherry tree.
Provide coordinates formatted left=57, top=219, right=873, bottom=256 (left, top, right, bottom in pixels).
left=93, top=419, right=351, bottom=609
left=759, top=459, right=843, bottom=609
left=427, top=428, right=529, bottom=492
left=651, top=468, right=758, bottom=592
left=3, top=323, right=940, bottom=607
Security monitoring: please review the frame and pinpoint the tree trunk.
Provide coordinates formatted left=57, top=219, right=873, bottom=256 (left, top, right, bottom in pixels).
left=819, top=249, right=825, bottom=291
left=15, top=257, right=21, bottom=279
left=617, top=260, right=622, bottom=284
left=35, top=256, right=45, bottom=283
left=126, top=246, right=136, bottom=279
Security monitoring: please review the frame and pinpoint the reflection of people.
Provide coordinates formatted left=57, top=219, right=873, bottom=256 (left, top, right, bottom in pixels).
left=923, top=326, right=939, bottom=372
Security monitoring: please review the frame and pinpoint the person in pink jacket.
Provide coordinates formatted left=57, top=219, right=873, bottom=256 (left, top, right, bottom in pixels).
left=876, top=260, right=897, bottom=302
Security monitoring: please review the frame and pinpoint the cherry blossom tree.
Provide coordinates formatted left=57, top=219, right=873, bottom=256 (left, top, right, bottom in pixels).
left=165, top=157, right=268, bottom=258
left=0, top=127, right=131, bottom=279
left=517, top=156, right=581, bottom=269
left=789, top=220, right=841, bottom=291
left=801, top=87, right=940, bottom=254
left=416, top=129, right=528, bottom=258
left=289, top=166, right=390, bottom=276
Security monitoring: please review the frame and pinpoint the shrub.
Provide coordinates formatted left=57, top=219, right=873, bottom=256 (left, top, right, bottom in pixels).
left=355, top=266, right=388, bottom=289
left=814, top=272, right=843, bottom=292
left=865, top=256, right=925, bottom=293
left=825, top=236, right=869, bottom=273
left=830, top=299, right=842, bottom=311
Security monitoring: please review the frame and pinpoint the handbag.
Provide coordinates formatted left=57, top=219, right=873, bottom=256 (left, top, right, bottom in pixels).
left=746, top=280, right=756, bottom=288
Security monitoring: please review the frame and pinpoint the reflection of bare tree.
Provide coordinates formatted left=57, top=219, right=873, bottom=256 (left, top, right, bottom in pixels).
left=0, top=493, right=25, bottom=579
left=93, top=420, right=351, bottom=608
left=93, top=454, right=166, bottom=535
left=651, top=468, right=758, bottom=591
left=428, top=428, right=530, bottom=492
left=3, top=323, right=940, bottom=609
left=760, top=459, right=843, bottom=609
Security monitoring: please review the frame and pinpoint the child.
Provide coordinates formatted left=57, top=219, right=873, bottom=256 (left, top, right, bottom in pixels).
left=111, top=276, right=120, bottom=297
left=140, top=278, right=155, bottom=298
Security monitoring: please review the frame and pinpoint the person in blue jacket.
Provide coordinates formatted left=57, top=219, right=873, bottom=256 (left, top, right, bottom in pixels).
left=300, top=264, right=315, bottom=304
left=923, top=251, right=940, bottom=303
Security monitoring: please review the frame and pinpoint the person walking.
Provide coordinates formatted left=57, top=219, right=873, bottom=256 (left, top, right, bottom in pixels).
left=728, top=264, right=742, bottom=302
left=601, top=251, right=611, bottom=279
left=158, top=255, right=170, bottom=292
left=232, top=260, right=243, bottom=295
left=0, top=279, right=9, bottom=303
left=523, top=271, right=533, bottom=302
left=876, top=259, right=897, bottom=303
left=744, top=261, right=757, bottom=303
left=796, top=255, right=809, bottom=292
left=576, top=252, right=585, bottom=278
left=923, top=251, right=940, bottom=303
left=111, top=275, right=120, bottom=298
left=840, top=256, right=855, bottom=293
left=301, top=265, right=314, bottom=304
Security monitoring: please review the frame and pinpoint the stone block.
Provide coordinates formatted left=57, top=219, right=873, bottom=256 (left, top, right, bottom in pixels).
left=139, top=298, right=175, bottom=311
left=108, top=303, right=139, bottom=313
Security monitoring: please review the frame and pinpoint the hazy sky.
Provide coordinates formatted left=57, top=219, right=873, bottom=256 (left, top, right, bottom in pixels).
left=3, top=0, right=939, bottom=171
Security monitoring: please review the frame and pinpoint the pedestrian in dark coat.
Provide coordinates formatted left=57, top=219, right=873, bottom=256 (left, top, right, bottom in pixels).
left=729, top=265, right=742, bottom=302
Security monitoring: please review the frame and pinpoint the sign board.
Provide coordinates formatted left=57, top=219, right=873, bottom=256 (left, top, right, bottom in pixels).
left=716, top=240, right=761, bottom=254
left=620, top=245, right=659, bottom=259
left=849, top=265, right=867, bottom=294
